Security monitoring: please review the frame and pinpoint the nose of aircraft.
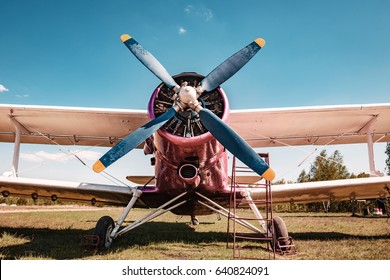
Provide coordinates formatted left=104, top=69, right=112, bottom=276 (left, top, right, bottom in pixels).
left=93, top=34, right=275, bottom=181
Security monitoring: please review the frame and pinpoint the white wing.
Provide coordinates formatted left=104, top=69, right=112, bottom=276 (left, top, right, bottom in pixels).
left=230, top=103, right=390, bottom=147
left=0, top=104, right=149, bottom=147
left=0, top=176, right=151, bottom=207
left=246, top=176, right=390, bottom=205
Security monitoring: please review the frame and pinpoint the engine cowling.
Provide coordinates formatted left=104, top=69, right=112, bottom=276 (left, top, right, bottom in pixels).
left=142, top=72, right=231, bottom=213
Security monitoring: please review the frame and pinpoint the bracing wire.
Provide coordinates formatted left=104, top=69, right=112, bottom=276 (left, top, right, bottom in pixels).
left=243, top=126, right=359, bottom=182
left=16, top=128, right=133, bottom=188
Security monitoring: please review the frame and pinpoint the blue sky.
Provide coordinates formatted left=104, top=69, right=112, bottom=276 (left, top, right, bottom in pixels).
left=1, top=0, right=389, bottom=184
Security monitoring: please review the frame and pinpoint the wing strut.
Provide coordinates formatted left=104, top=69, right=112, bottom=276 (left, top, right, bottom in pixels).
left=9, top=116, right=30, bottom=177
left=367, top=131, right=378, bottom=176
left=358, top=115, right=380, bottom=176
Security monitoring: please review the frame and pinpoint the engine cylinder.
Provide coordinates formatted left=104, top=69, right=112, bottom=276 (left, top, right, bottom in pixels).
left=148, top=72, right=230, bottom=147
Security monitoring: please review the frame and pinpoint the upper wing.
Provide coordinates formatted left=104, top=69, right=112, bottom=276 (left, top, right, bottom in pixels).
left=0, top=104, right=149, bottom=147
left=230, top=103, right=390, bottom=147
left=246, top=176, right=390, bottom=205
left=2, top=103, right=390, bottom=148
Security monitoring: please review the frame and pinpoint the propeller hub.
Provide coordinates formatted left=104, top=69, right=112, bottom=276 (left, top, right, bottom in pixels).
left=177, top=85, right=201, bottom=111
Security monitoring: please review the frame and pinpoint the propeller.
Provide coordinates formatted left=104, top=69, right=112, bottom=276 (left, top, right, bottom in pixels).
left=197, top=107, right=274, bottom=181
left=120, top=34, right=180, bottom=93
left=172, top=87, right=275, bottom=181
left=93, top=35, right=275, bottom=181
left=196, top=38, right=265, bottom=94
left=93, top=106, right=179, bottom=173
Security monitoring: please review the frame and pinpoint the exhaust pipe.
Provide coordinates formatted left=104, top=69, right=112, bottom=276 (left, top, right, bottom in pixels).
left=178, top=164, right=200, bottom=188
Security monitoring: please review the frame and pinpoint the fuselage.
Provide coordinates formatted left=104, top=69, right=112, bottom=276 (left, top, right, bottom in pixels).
left=140, top=73, right=232, bottom=215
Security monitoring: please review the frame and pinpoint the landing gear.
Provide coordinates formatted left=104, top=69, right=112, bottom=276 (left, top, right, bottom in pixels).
left=271, top=216, right=295, bottom=254
left=273, top=216, right=288, bottom=241
left=88, top=190, right=189, bottom=251
left=94, top=216, right=114, bottom=249
left=190, top=215, right=199, bottom=226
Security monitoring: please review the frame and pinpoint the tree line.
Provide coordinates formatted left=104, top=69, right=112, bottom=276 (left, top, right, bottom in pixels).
left=273, top=144, right=390, bottom=213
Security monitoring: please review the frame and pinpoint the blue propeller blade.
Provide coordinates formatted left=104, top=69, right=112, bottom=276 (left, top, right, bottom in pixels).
left=199, top=38, right=265, bottom=92
left=198, top=108, right=275, bottom=181
left=93, top=107, right=178, bottom=173
left=120, top=34, right=179, bottom=90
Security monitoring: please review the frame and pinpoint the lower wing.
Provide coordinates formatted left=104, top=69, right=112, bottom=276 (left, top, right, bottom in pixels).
left=0, top=176, right=148, bottom=207
left=245, top=176, right=390, bottom=205
left=2, top=175, right=389, bottom=209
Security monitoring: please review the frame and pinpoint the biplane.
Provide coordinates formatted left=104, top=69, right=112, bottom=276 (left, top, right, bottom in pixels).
left=1, top=35, right=389, bottom=249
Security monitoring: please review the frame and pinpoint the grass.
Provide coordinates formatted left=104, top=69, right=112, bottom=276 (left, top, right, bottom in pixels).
left=0, top=206, right=389, bottom=260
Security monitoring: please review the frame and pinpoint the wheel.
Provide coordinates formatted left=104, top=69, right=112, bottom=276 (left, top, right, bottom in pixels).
left=270, top=216, right=289, bottom=252
left=93, top=216, right=115, bottom=249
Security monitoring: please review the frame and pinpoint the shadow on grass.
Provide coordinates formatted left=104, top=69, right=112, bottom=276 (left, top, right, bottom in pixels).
left=2, top=221, right=388, bottom=260
left=280, top=213, right=390, bottom=219
left=0, top=221, right=228, bottom=260
left=290, top=231, right=389, bottom=241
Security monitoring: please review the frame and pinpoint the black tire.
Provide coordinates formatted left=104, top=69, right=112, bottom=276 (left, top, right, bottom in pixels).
left=94, top=216, right=115, bottom=249
left=270, top=216, right=289, bottom=252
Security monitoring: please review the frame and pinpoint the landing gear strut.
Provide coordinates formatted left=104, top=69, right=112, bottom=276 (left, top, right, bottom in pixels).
left=91, top=189, right=189, bottom=250
left=191, top=215, right=199, bottom=225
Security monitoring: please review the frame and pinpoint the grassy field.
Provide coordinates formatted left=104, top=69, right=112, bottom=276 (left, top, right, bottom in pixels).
left=0, top=205, right=389, bottom=260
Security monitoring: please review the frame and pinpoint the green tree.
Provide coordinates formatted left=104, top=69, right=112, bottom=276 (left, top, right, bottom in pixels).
left=299, top=149, right=350, bottom=182
left=297, top=170, right=310, bottom=183
left=296, top=149, right=354, bottom=212
left=386, top=142, right=390, bottom=175
left=349, top=172, right=370, bottom=178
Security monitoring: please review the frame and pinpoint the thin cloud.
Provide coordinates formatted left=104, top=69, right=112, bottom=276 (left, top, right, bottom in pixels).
left=201, top=8, right=213, bottom=21
left=21, top=151, right=70, bottom=163
left=21, top=150, right=102, bottom=163
left=75, top=150, right=102, bottom=161
left=15, top=94, right=29, bottom=98
left=184, top=5, right=193, bottom=13
left=184, top=4, right=213, bottom=21
left=20, top=153, right=46, bottom=163
left=178, top=27, right=187, bottom=35
left=0, top=84, right=9, bottom=93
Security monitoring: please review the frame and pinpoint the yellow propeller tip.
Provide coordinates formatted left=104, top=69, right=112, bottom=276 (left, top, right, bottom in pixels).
left=262, top=167, right=275, bottom=181
left=255, top=38, right=266, bottom=48
left=120, top=34, right=132, bottom=42
left=93, top=160, right=106, bottom=173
